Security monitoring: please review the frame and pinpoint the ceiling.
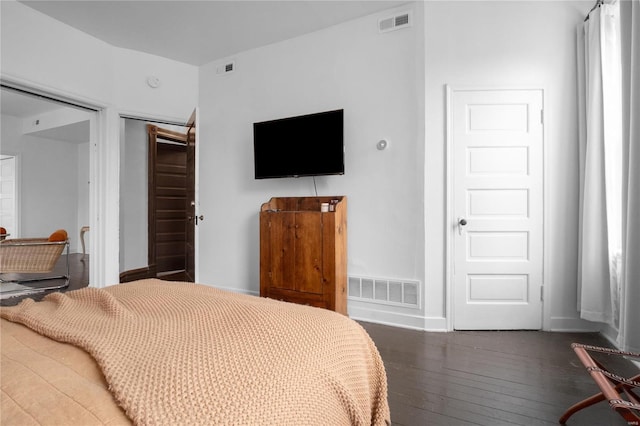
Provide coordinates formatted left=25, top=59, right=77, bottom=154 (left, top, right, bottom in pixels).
left=1, top=90, right=64, bottom=118
left=19, top=0, right=409, bottom=66
left=1, top=88, right=91, bottom=143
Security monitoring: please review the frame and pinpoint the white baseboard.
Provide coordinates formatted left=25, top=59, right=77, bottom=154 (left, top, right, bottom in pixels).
left=211, top=286, right=445, bottom=331
left=348, top=305, right=424, bottom=329
left=598, top=323, right=619, bottom=346
left=549, top=316, right=602, bottom=332
left=348, top=304, right=447, bottom=331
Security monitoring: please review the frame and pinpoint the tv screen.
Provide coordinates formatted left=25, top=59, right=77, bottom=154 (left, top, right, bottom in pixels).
left=253, top=109, right=344, bottom=179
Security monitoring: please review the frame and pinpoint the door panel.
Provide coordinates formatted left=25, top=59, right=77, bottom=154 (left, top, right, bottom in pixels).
left=147, top=124, right=192, bottom=282
left=467, top=189, right=529, bottom=217
left=155, top=142, right=187, bottom=280
left=467, top=231, right=529, bottom=260
left=452, top=89, right=543, bottom=330
left=467, top=147, right=529, bottom=174
left=263, top=212, right=324, bottom=295
left=294, top=213, right=323, bottom=295
left=467, top=274, right=529, bottom=302
left=267, top=212, right=296, bottom=291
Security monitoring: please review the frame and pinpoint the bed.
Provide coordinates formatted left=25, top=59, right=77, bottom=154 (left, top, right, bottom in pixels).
left=1, top=279, right=390, bottom=425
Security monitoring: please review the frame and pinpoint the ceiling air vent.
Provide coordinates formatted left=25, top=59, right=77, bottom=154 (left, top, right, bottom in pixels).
left=378, top=11, right=412, bottom=33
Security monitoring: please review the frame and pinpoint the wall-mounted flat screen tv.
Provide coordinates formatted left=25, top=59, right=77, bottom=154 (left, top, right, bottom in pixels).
left=253, top=109, right=344, bottom=179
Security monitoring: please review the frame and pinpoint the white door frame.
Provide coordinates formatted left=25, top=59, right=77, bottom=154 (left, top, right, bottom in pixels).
left=444, top=85, right=550, bottom=331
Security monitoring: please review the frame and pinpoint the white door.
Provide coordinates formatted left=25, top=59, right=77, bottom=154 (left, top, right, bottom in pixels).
left=451, top=88, right=543, bottom=330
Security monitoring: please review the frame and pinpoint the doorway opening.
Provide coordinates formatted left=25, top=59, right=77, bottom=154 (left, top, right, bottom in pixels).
left=0, top=85, right=96, bottom=290
left=119, top=117, right=196, bottom=283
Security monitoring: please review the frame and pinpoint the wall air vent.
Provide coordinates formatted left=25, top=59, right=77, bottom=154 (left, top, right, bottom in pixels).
left=348, top=275, right=421, bottom=308
left=216, top=61, right=235, bottom=75
left=378, top=11, right=412, bottom=33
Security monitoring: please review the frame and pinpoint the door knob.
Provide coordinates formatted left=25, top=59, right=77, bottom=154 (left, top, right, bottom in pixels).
left=457, top=218, right=467, bottom=235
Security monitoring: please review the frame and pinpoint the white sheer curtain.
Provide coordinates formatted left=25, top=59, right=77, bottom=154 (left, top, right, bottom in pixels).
left=578, top=0, right=640, bottom=352
left=619, top=0, right=640, bottom=353
left=577, top=0, right=623, bottom=326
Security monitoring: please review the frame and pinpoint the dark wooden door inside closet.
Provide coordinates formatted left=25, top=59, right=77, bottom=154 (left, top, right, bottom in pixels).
left=147, top=124, right=194, bottom=282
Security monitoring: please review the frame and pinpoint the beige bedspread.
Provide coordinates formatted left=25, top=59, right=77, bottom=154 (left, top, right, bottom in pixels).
left=1, top=279, right=390, bottom=425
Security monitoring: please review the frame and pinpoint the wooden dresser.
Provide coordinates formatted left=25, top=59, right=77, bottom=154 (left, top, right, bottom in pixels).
left=259, top=196, right=347, bottom=315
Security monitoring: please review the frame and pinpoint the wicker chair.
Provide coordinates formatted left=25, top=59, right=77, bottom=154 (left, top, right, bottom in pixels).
left=0, top=235, right=70, bottom=295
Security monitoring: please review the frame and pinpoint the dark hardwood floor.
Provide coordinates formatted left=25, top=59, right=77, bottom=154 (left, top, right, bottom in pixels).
left=361, top=322, right=638, bottom=426
left=2, top=255, right=637, bottom=425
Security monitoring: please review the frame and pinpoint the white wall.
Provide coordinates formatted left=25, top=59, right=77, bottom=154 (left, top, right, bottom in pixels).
left=113, top=49, right=199, bottom=122
left=1, top=2, right=198, bottom=120
left=0, top=1, right=112, bottom=104
left=424, top=1, right=592, bottom=330
left=198, top=3, right=426, bottom=323
left=197, top=1, right=595, bottom=331
left=1, top=114, right=82, bottom=252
